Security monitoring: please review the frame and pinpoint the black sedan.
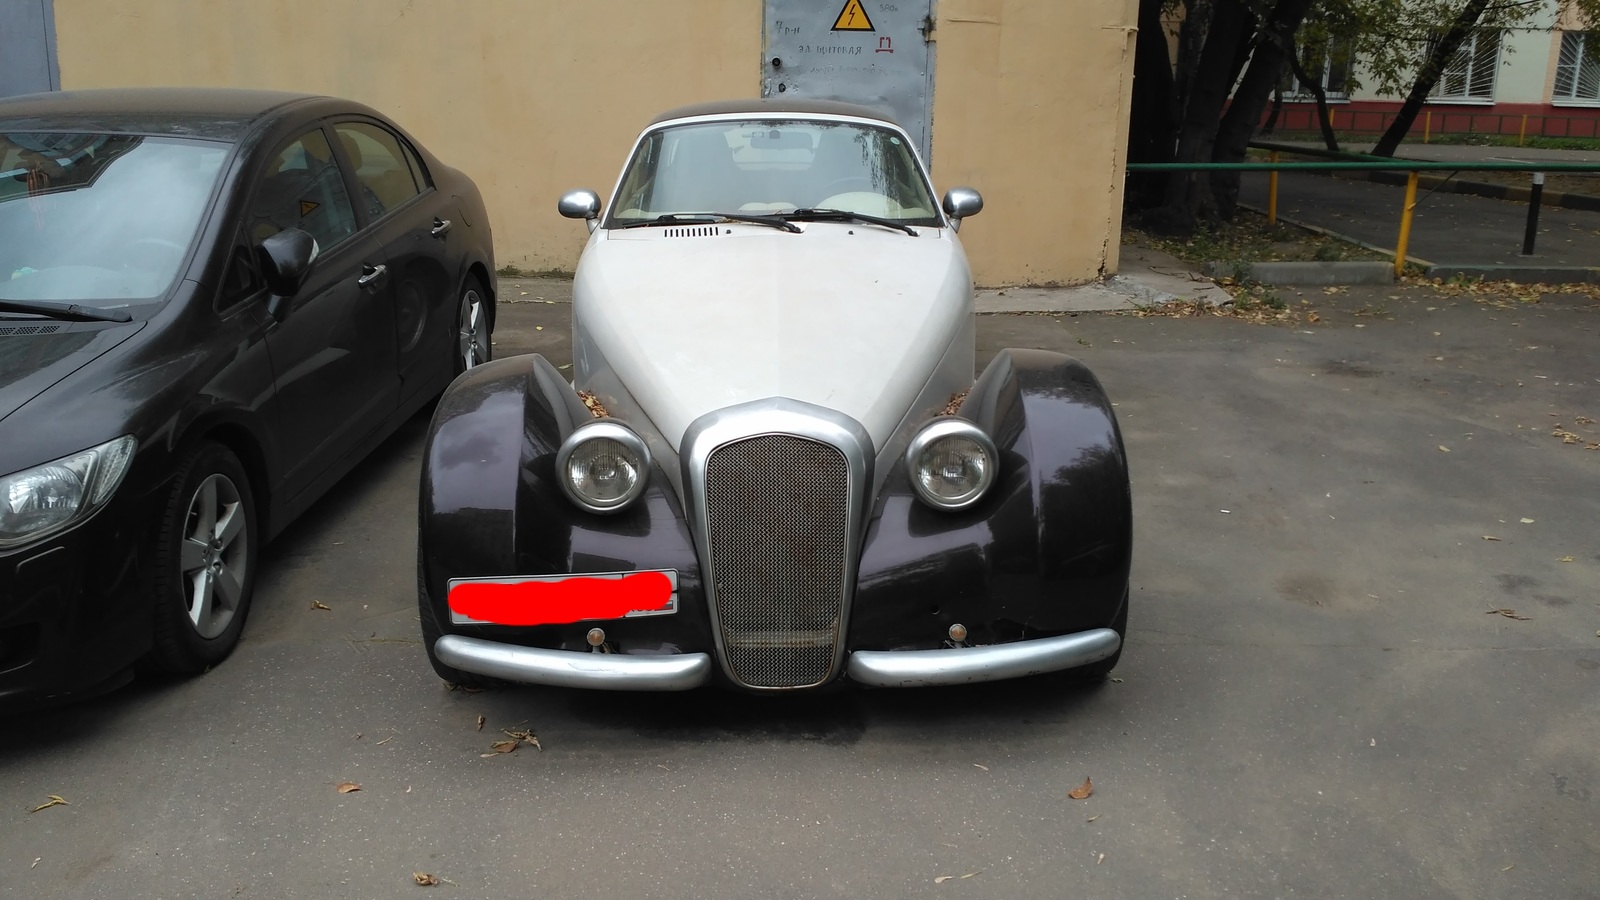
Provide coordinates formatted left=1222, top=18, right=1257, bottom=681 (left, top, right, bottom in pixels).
left=0, top=88, right=497, bottom=709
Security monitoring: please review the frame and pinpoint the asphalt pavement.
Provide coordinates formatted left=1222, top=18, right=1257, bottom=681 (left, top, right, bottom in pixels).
left=2, top=277, right=1598, bottom=898
left=1238, top=168, right=1600, bottom=269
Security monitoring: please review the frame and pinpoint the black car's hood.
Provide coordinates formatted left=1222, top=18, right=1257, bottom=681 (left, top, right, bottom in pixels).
left=0, top=320, right=146, bottom=423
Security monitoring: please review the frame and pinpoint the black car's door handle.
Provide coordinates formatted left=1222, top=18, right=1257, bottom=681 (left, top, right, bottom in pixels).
left=357, top=264, right=387, bottom=287
left=430, top=218, right=452, bottom=237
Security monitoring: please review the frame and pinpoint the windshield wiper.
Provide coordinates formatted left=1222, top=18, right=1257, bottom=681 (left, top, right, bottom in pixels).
left=782, top=209, right=918, bottom=236
left=613, top=213, right=801, bottom=233
left=0, top=298, right=132, bottom=323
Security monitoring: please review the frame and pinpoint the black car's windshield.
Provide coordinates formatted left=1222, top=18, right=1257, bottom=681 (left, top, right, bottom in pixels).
left=607, top=119, right=941, bottom=228
left=0, top=133, right=229, bottom=307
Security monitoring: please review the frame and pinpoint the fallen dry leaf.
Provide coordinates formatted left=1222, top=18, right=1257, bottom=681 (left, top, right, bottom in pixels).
left=1482, top=535, right=1501, bottom=541
left=576, top=390, right=609, bottom=418
left=310, top=599, right=331, bottom=611
left=487, top=739, right=518, bottom=755
left=1097, top=853, right=1106, bottom=865
left=1438, top=445, right=1450, bottom=453
left=1486, top=608, right=1531, bottom=621
left=503, top=727, right=543, bottom=751
left=973, top=764, right=989, bottom=771
left=31, top=858, right=40, bottom=868
left=1519, top=518, right=1535, bottom=524
left=1109, top=676, right=1124, bottom=683
left=336, top=782, right=361, bottom=794
left=375, top=735, right=394, bottom=745
left=1558, top=556, right=1574, bottom=562
left=1087, top=814, right=1101, bottom=822
left=1307, top=312, right=1320, bottom=323
left=961, top=871, right=982, bottom=879
left=1501, top=864, right=1515, bottom=873
left=940, top=390, right=970, bottom=416
left=475, top=714, right=485, bottom=732
left=28, top=795, right=68, bottom=813
left=413, top=871, right=440, bottom=886
left=1068, top=777, right=1094, bottom=800
left=934, top=875, right=954, bottom=884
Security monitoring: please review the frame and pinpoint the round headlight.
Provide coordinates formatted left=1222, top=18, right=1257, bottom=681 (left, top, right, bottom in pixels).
left=905, top=418, right=997, bottom=511
left=556, top=420, right=650, bottom=513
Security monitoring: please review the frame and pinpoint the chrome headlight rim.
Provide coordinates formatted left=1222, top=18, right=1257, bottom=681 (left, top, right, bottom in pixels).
left=0, top=435, right=138, bottom=550
left=904, top=417, right=998, bottom=511
left=555, top=419, right=651, bottom=514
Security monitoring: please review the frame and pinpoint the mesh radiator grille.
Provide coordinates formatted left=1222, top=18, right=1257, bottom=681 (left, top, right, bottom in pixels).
left=704, top=434, right=850, bottom=688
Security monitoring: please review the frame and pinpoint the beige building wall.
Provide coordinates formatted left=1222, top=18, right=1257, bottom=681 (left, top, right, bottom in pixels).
left=52, top=0, right=1135, bottom=286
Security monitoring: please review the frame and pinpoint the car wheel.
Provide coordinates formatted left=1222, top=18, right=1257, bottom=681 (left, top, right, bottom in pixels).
left=417, top=551, right=497, bottom=689
left=148, top=442, right=257, bottom=674
left=455, top=276, right=492, bottom=375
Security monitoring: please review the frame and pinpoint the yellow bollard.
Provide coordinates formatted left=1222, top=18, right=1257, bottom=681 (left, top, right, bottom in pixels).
left=1395, top=170, right=1420, bottom=278
left=1268, top=151, right=1280, bottom=226
left=1519, top=114, right=1528, bottom=147
left=1424, top=111, right=1431, bottom=144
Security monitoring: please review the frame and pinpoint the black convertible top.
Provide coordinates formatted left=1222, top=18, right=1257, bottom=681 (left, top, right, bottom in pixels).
left=651, top=98, right=902, bottom=128
left=0, top=87, right=325, bottom=140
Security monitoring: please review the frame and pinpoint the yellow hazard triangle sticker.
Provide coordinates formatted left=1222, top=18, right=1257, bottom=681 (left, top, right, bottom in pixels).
left=831, top=0, right=874, bottom=31
left=299, top=199, right=319, bottom=217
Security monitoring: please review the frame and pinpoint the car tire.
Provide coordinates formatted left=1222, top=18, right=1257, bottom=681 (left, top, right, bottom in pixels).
left=417, top=551, right=497, bottom=689
left=454, top=275, right=492, bottom=376
left=148, top=442, right=258, bottom=674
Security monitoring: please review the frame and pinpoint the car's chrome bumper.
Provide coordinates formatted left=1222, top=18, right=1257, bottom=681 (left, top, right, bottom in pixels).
left=846, top=628, right=1122, bottom=688
left=434, top=635, right=713, bottom=691
left=435, top=627, right=1120, bottom=691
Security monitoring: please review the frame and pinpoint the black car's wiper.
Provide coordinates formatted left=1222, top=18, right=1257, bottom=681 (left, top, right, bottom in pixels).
left=612, top=213, right=801, bottom=233
left=0, top=298, right=133, bottom=323
left=783, top=208, right=918, bottom=236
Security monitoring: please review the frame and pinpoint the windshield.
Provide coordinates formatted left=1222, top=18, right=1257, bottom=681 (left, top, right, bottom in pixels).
left=608, top=119, right=940, bottom=227
left=0, top=133, right=229, bottom=306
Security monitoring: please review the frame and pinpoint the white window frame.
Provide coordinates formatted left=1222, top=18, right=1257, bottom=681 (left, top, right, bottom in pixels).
left=1552, top=31, right=1600, bottom=106
left=1428, top=30, right=1501, bottom=104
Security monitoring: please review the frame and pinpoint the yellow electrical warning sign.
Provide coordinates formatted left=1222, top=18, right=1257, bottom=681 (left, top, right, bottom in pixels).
left=831, top=0, right=874, bottom=32
left=299, top=199, right=319, bottom=217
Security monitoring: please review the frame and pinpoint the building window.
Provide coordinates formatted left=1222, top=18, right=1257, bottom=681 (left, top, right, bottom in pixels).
left=1286, top=41, right=1355, bottom=101
left=1429, top=30, right=1501, bottom=101
left=1554, top=31, right=1600, bottom=102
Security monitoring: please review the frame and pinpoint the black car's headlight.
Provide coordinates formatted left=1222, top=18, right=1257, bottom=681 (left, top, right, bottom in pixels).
left=905, top=418, right=997, bottom=511
left=0, top=436, right=137, bottom=549
left=556, top=420, right=650, bottom=514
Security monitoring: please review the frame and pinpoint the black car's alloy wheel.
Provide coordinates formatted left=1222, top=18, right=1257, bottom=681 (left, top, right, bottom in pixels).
left=149, top=442, right=257, bottom=673
left=455, top=277, right=492, bottom=375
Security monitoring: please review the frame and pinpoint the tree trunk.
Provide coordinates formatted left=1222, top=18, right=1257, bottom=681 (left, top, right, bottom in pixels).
left=1148, top=0, right=1254, bottom=233
left=1370, top=0, right=1491, bottom=157
left=1289, top=47, right=1340, bottom=152
left=1209, top=0, right=1317, bottom=218
left=1262, top=84, right=1285, bottom=135
left=1126, top=0, right=1177, bottom=208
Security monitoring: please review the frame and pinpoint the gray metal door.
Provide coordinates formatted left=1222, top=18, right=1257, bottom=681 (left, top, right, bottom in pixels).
left=0, top=0, right=59, bottom=98
left=762, top=0, right=936, bottom=164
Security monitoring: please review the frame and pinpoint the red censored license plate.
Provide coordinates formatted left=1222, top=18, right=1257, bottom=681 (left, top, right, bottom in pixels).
left=446, top=570, right=678, bottom=626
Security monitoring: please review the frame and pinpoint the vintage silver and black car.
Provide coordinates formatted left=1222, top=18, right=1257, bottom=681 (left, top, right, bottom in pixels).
left=0, top=88, right=496, bottom=709
left=418, top=100, right=1130, bottom=692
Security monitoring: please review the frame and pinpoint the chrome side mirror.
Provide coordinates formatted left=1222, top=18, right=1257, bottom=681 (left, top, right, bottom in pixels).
left=558, top=189, right=602, bottom=233
left=941, top=187, right=983, bottom=232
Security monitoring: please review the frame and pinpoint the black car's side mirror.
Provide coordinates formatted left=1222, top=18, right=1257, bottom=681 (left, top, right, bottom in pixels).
left=259, top=228, right=319, bottom=320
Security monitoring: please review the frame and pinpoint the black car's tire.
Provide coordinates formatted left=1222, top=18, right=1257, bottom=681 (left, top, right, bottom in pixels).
left=417, top=552, right=496, bottom=689
left=454, top=275, right=492, bottom=376
left=148, top=442, right=258, bottom=674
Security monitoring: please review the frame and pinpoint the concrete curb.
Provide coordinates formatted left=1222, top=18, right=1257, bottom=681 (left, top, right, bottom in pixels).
left=1330, top=169, right=1600, bottom=212
left=1204, top=259, right=1395, bottom=285
left=1423, top=264, right=1600, bottom=284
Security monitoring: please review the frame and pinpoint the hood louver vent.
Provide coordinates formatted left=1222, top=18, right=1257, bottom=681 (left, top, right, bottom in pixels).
left=0, top=323, right=67, bottom=336
left=663, top=226, right=723, bottom=238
